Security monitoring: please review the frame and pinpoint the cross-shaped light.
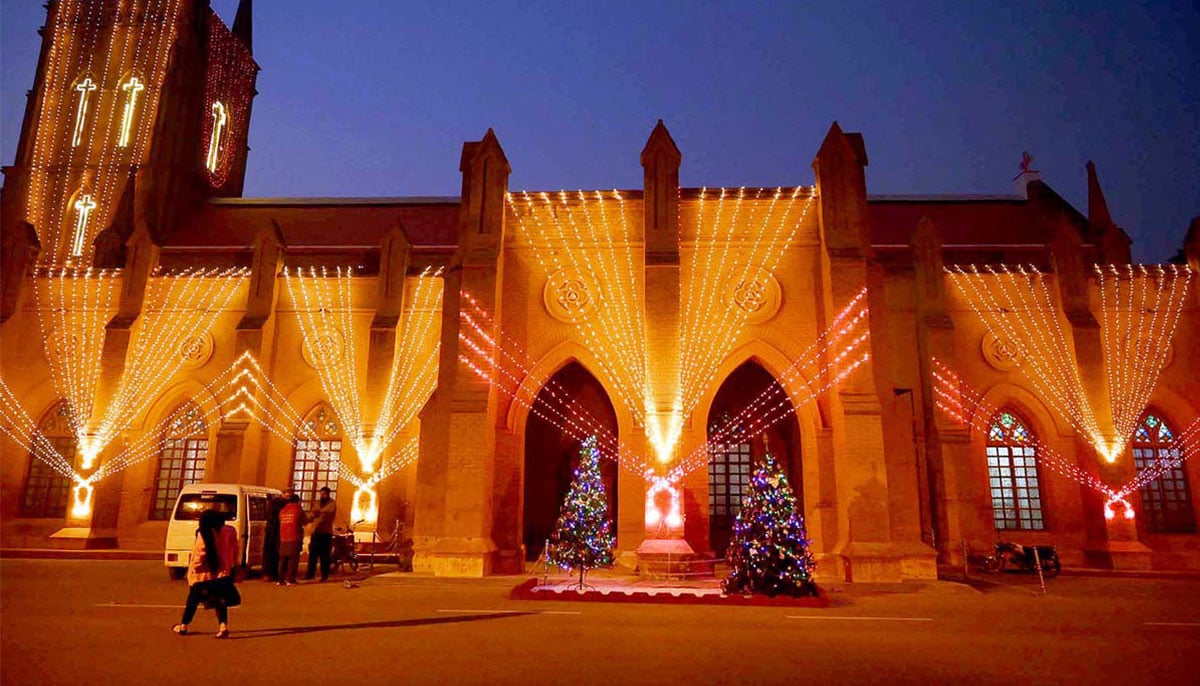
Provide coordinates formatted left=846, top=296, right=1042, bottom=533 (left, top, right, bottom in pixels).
left=117, top=76, right=144, bottom=148
left=71, top=193, right=96, bottom=258
left=206, top=101, right=228, bottom=173
left=72, top=77, right=97, bottom=147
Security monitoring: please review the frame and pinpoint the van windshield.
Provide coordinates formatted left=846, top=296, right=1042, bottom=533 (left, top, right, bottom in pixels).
left=174, top=493, right=238, bottom=521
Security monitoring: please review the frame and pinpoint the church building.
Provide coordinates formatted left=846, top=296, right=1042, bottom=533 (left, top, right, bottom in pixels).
left=2, top=0, right=1198, bottom=581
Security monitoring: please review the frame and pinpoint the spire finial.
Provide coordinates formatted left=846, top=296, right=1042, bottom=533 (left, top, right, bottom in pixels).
left=233, top=0, right=253, bottom=52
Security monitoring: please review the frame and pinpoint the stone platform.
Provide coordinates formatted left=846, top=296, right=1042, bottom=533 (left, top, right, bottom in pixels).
left=509, top=576, right=827, bottom=607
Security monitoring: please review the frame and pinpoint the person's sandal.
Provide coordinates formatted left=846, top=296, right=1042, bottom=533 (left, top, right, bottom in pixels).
left=171, top=624, right=188, bottom=635
left=215, top=625, right=229, bottom=639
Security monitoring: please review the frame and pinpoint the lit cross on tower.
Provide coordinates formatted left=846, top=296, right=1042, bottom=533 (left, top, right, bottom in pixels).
left=71, top=78, right=97, bottom=147
left=206, top=101, right=227, bottom=173
left=70, top=193, right=97, bottom=259
left=117, top=76, right=144, bottom=148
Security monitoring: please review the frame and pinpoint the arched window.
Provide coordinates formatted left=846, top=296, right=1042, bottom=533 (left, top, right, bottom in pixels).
left=1132, top=412, right=1195, bottom=534
left=22, top=401, right=76, bottom=518
left=291, top=404, right=341, bottom=512
left=150, top=402, right=209, bottom=520
left=986, top=411, right=1044, bottom=531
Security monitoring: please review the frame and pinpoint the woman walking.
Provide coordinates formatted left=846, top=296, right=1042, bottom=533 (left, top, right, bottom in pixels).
left=172, top=509, right=240, bottom=638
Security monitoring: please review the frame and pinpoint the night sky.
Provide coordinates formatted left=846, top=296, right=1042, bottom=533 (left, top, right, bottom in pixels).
left=2, top=1, right=1196, bottom=261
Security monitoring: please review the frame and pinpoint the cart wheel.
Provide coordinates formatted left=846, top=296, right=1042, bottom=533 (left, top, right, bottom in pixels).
left=981, top=556, right=1004, bottom=573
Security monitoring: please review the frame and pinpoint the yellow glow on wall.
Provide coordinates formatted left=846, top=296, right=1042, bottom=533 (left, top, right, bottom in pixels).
left=70, top=77, right=96, bottom=148
left=117, top=76, right=145, bottom=148
left=206, top=101, right=227, bottom=173
left=71, top=482, right=93, bottom=519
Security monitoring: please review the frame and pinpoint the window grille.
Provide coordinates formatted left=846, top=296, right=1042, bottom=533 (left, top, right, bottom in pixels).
left=21, top=402, right=76, bottom=518
left=986, top=411, right=1044, bottom=530
left=291, top=404, right=341, bottom=511
left=150, top=403, right=208, bottom=520
left=1132, top=412, right=1195, bottom=534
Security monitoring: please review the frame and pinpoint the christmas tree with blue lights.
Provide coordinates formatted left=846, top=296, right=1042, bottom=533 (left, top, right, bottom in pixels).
left=548, top=435, right=616, bottom=589
left=722, top=447, right=818, bottom=598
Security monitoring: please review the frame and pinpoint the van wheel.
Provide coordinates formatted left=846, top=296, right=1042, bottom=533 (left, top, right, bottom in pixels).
left=168, top=567, right=186, bottom=581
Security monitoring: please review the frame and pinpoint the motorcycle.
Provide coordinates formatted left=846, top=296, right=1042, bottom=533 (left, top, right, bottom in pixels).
left=981, top=541, right=1061, bottom=576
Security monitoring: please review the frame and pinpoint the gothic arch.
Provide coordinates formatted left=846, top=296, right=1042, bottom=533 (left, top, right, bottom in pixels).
left=705, top=359, right=804, bottom=554
left=505, top=338, right=634, bottom=439
left=521, top=360, right=620, bottom=562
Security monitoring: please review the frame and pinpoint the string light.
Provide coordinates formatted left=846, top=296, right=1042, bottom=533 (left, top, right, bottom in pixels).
left=949, top=263, right=1193, bottom=464
left=1095, top=264, right=1193, bottom=453
left=202, top=9, right=256, bottom=189
left=32, top=266, right=122, bottom=442
left=22, top=0, right=185, bottom=264
left=284, top=266, right=443, bottom=475
left=459, top=285, right=870, bottom=487
left=930, top=357, right=1114, bottom=496
left=506, top=186, right=815, bottom=467
left=948, top=265, right=1112, bottom=459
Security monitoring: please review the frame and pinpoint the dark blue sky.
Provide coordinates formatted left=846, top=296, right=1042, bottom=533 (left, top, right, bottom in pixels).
left=3, top=1, right=1197, bottom=260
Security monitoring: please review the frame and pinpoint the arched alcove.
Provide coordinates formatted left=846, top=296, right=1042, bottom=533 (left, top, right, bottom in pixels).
left=523, top=361, right=619, bottom=562
left=705, top=360, right=802, bottom=554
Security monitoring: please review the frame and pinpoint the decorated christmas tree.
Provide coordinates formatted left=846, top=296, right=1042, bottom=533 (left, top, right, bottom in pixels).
left=722, top=447, right=818, bottom=598
left=547, top=435, right=616, bottom=588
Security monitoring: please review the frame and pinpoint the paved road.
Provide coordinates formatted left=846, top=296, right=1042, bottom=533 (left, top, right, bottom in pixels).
left=2, top=560, right=1198, bottom=685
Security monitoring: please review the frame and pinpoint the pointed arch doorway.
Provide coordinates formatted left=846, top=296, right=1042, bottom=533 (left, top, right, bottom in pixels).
left=523, top=361, right=619, bottom=562
left=706, top=361, right=803, bottom=555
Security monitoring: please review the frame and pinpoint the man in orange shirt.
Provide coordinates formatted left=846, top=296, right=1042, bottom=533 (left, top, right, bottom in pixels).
left=277, top=493, right=306, bottom=586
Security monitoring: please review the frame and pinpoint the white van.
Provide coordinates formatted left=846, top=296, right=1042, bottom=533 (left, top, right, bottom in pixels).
left=164, top=483, right=282, bottom=580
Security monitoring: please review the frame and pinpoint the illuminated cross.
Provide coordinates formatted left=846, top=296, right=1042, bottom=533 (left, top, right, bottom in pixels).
left=206, top=101, right=227, bottom=173
left=70, top=193, right=96, bottom=258
left=71, top=78, right=97, bottom=148
left=117, top=76, right=144, bottom=148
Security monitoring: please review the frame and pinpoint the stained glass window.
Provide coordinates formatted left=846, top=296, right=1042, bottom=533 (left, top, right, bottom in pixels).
left=22, top=401, right=77, bottom=518
left=150, top=402, right=208, bottom=520
left=985, top=411, right=1044, bottom=530
left=291, top=403, right=341, bottom=512
left=1132, top=412, right=1194, bottom=534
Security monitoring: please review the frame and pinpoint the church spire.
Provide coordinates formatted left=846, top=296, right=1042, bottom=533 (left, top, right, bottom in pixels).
left=1086, top=160, right=1113, bottom=229
left=1086, top=161, right=1131, bottom=264
left=233, top=0, right=253, bottom=52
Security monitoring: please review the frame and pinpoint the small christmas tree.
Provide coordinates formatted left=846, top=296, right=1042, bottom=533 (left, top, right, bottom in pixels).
left=547, top=435, right=616, bottom=589
left=722, top=447, right=818, bottom=598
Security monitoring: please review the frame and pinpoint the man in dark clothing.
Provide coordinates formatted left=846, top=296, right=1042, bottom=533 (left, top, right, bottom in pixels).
left=277, top=493, right=306, bottom=586
left=262, top=496, right=284, bottom=582
left=306, top=486, right=337, bottom=582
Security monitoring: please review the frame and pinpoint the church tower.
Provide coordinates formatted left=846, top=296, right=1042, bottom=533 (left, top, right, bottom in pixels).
left=0, top=0, right=258, bottom=267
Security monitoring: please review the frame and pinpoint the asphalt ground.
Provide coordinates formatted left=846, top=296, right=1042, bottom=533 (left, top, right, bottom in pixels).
left=2, top=560, right=1198, bottom=685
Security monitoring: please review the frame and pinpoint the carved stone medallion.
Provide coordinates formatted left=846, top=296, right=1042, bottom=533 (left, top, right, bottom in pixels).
left=981, top=331, right=1022, bottom=371
left=543, top=268, right=594, bottom=323
left=301, top=328, right=344, bottom=369
left=179, top=332, right=214, bottom=369
left=731, top=268, right=781, bottom=324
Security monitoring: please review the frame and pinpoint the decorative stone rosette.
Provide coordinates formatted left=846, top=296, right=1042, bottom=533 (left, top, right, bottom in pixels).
left=731, top=267, right=781, bottom=324
left=981, top=331, right=1022, bottom=371
left=301, top=327, right=344, bottom=370
left=543, top=268, right=595, bottom=323
left=178, top=332, right=215, bottom=369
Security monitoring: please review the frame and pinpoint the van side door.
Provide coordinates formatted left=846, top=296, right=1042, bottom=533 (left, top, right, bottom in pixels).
left=246, top=495, right=268, bottom=567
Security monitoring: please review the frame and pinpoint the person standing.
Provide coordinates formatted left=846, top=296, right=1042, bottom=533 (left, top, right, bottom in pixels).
left=306, top=486, right=337, bottom=582
left=173, top=510, right=240, bottom=638
left=277, top=493, right=306, bottom=586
